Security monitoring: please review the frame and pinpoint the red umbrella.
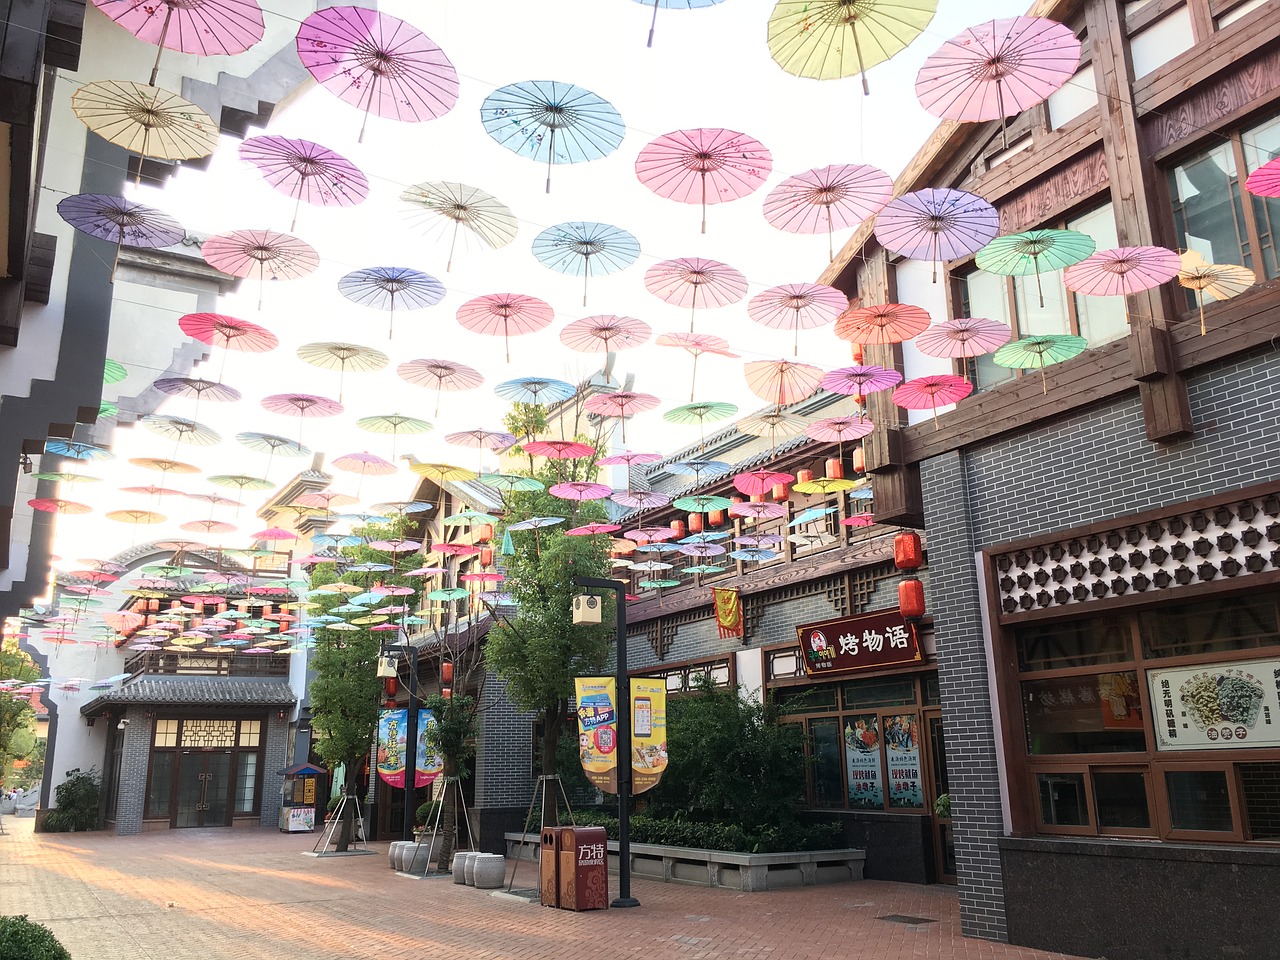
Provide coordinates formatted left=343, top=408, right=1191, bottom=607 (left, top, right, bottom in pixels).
left=433, top=543, right=480, bottom=556
left=560, top=315, right=651, bottom=353
left=891, top=374, right=973, bottom=428
left=397, top=358, right=484, bottom=417
left=733, top=469, right=794, bottom=496
left=28, top=498, right=92, bottom=515
left=645, top=257, right=747, bottom=332
left=456, top=293, right=554, bottom=363
left=549, top=482, right=613, bottom=502
left=582, top=391, right=660, bottom=443
left=842, top=514, right=875, bottom=528
left=763, top=163, right=893, bottom=261
left=835, top=302, right=931, bottom=345
left=566, top=522, right=622, bottom=536
left=743, top=358, right=824, bottom=407
left=655, top=331, right=740, bottom=401
left=748, top=282, right=848, bottom=354
left=202, top=229, right=318, bottom=306
left=252, top=527, right=298, bottom=542
left=178, top=312, right=277, bottom=382
left=523, top=440, right=595, bottom=460
left=635, top=128, right=772, bottom=233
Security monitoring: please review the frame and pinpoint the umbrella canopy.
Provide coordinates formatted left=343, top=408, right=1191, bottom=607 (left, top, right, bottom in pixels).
left=992, top=334, right=1088, bottom=393
left=1244, top=157, right=1280, bottom=198
left=260, top=394, right=343, bottom=423
left=567, top=522, right=622, bottom=536
left=522, top=440, right=595, bottom=460
left=296, top=342, right=389, bottom=401
left=120, top=485, right=185, bottom=498
left=976, top=229, right=1095, bottom=307
left=477, top=473, right=544, bottom=492
left=400, top=181, right=517, bottom=270
left=32, top=472, right=101, bottom=484
left=767, top=0, right=938, bottom=94
left=612, top=490, right=675, bottom=510
left=239, top=136, right=367, bottom=230
left=202, top=229, right=319, bottom=306
left=734, top=469, right=794, bottom=496
left=397, top=358, right=483, bottom=418
left=296, top=6, right=458, bottom=142
left=668, top=459, right=732, bottom=479
left=102, top=358, right=128, bottom=384
left=1176, top=252, right=1256, bottom=336
left=549, top=481, right=613, bottom=502
left=748, top=282, right=848, bottom=355
left=445, top=429, right=518, bottom=451
left=763, top=163, right=893, bottom=261
left=743, top=359, right=824, bottom=406
left=106, top=509, right=166, bottom=525
left=532, top=221, right=641, bottom=307
left=835, top=302, right=931, bottom=345
left=152, top=377, right=241, bottom=405
left=91, top=0, right=265, bottom=84
left=130, top=456, right=200, bottom=475
left=480, top=79, right=625, bottom=192
left=1064, top=245, right=1183, bottom=305
left=874, top=188, right=999, bottom=281
left=338, top=266, right=445, bottom=339
left=560, top=315, right=651, bottom=353
left=645, top=257, right=747, bottom=332
left=456, top=293, right=555, bottom=363
left=583, top=391, right=660, bottom=443
left=236, top=432, right=309, bottom=458
left=739, top=410, right=810, bottom=441
left=635, top=127, right=772, bottom=233
left=180, top=519, right=237, bottom=535
left=632, top=0, right=726, bottom=47
left=655, top=331, right=740, bottom=400
left=178, top=313, right=277, bottom=358
left=72, top=80, right=218, bottom=183
left=45, top=440, right=113, bottom=462
left=891, top=374, right=974, bottom=427
left=820, top=364, right=903, bottom=397
left=494, top=377, right=576, bottom=406
left=805, top=416, right=875, bottom=443
left=56, top=193, right=184, bottom=279
left=915, top=317, right=1012, bottom=368
left=28, top=498, right=92, bottom=515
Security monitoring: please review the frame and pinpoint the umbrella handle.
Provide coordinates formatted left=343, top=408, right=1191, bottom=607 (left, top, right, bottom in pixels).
left=546, top=127, right=556, bottom=194
left=850, top=21, right=870, bottom=96
left=701, top=171, right=707, bottom=235
left=149, top=4, right=174, bottom=86
left=648, top=0, right=659, bottom=47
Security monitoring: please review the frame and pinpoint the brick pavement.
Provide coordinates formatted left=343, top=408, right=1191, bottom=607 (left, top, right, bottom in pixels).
left=0, top=819, right=1093, bottom=960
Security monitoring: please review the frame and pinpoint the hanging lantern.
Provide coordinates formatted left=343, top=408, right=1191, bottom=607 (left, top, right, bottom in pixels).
left=826, top=457, right=844, bottom=480
left=383, top=676, right=399, bottom=699
left=899, top=577, right=925, bottom=619
left=750, top=493, right=765, bottom=503
left=479, top=546, right=494, bottom=567
left=852, top=447, right=865, bottom=474
left=441, top=687, right=453, bottom=700
left=708, top=509, right=726, bottom=527
left=894, top=531, right=923, bottom=570
left=772, top=482, right=789, bottom=502
left=853, top=343, right=865, bottom=365
left=146, top=599, right=159, bottom=612
left=441, top=661, right=454, bottom=683
left=670, top=519, right=687, bottom=539
left=688, top=513, right=704, bottom=534
left=796, top=468, right=814, bottom=484
left=216, top=601, right=227, bottom=614
left=477, top=523, right=494, bottom=542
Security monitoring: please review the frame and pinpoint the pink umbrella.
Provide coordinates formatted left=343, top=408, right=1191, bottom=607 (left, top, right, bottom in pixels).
left=645, top=257, right=747, bottom=332
left=566, top=522, right=622, bottom=536
left=730, top=500, right=786, bottom=520
left=373, top=584, right=416, bottom=596
left=805, top=416, right=875, bottom=443
left=523, top=440, right=595, bottom=460
left=293, top=490, right=359, bottom=512
left=296, top=6, right=459, bottom=142
left=180, top=519, right=236, bottom=535
left=843, top=514, right=875, bottom=528
left=332, top=451, right=397, bottom=476
left=178, top=312, right=277, bottom=382
left=748, top=283, right=848, bottom=355
left=624, top=526, right=681, bottom=543
left=397, top=358, right=484, bottom=417
left=405, top=566, right=448, bottom=577
left=1244, top=157, right=1280, bottom=198
left=635, top=128, right=772, bottom=233
left=238, top=136, right=368, bottom=230
left=821, top=365, right=903, bottom=398
left=734, top=469, right=794, bottom=496
left=655, top=331, right=740, bottom=402
left=835, top=303, right=931, bottom=345
left=874, top=188, right=1000, bottom=282
left=201, top=230, right=319, bottom=307
left=916, top=17, right=1081, bottom=148
left=251, top=527, right=298, bottom=542
left=583, top=391, right=660, bottom=443
left=367, top=539, right=422, bottom=553
left=915, top=317, right=1012, bottom=373
left=743, top=358, right=825, bottom=407
left=1063, top=246, right=1182, bottom=300
left=763, top=163, right=893, bottom=261
left=261, top=393, right=343, bottom=444
left=91, top=0, right=265, bottom=85
left=433, top=543, right=480, bottom=556
left=456, top=293, right=555, bottom=363
left=598, top=452, right=662, bottom=467
left=611, top=490, right=672, bottom=510
left=549, top=481, right=613, bottom=502
left=892, top=374, right=974, bottom=428
left=560, top=315, right=651, bottom=353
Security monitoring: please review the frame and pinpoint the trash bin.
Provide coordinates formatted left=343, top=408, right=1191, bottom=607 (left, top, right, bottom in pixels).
left=540, top=827, right=563, bottom=908
left=558, top=826, right=608, bottom=911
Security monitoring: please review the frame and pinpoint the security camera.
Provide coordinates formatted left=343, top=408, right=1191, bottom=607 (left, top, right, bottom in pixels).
left=117, top=719, right=130, bottom=730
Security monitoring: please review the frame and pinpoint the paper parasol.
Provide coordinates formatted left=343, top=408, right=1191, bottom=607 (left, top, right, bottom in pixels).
left=635, top=127, right=772, bottom=233
left=834, top=302, right=931, bottom=345
left=400, top=181, right=517, bottom=270
left=56, top=193, right=184, bottom=280
left=1176, top=252, right=1256, bottom=336
left=532, top=221, right=641, bottom=307
left=296, top=342, right=389, bottom=401
left=397, top=358, right=484, bottom=417
left=992, top=334, right=1087, bottom=393
left=560, top=315, right=651, bottom=353
left=90, top=0, right=265, bottom=85
left=875, top=187, right=999, bottom=281
left=456, top=293, right=554, bottom=363
left=239, top=135, right=367, bottom=230
left=749, top=282, right=848, bottom=355
left=891, top=373, right=973, bottom=427
left=645, top=257, right=747, bottom=332
left=763, top=163, right=893, bottom=261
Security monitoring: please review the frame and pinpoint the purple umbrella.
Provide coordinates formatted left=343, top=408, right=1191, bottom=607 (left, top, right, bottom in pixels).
left=874, top=188, right=999, bottom=282
left=338, top=267, right=446, bottom=339
left=239, top=136, right=368, bottom=230
left=56, top=193, right=184, bottom=280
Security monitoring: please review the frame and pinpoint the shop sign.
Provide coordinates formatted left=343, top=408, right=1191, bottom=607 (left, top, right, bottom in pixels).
left=1148, top=657, right=1280, bottom=751
left=794, top=610, right=922, bottom=676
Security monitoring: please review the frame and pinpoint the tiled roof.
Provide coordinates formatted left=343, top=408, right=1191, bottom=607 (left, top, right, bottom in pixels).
left=80, top=677, right=297, bottom=715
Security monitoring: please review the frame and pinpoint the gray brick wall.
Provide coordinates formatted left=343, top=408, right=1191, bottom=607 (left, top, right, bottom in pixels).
left=114, top=706, right=154, bottom=836
left=259, top=712, right=290, bottom=828
left=475, top=672, right=537, bottom=809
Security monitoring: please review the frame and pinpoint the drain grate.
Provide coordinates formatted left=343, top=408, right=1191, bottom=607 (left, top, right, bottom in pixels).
left=878, top=914, right=937, bottom=925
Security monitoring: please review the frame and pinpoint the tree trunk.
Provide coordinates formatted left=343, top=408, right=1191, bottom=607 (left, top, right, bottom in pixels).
left=435, top=759, right=459, bottom=873
left=335, top=769, right=361, bottom=852
left=540, top=700, right=566, bottom=827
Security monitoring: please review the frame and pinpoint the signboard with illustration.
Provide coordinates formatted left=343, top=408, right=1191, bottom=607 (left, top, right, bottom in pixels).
left=575, top=677, right=619, bottom=793
left=630, top=677, right=668, bottom=794
left=416, top=709, right=444, bottom=787
left=795, top=610, right=922, bottom=676
left=843, top=715, right=884, bottom=809
left=1148, top=657, right=1280, bottom=751
left=378, top=709, right=445, bottom=788
left=884, top=713, right=924, bottom=808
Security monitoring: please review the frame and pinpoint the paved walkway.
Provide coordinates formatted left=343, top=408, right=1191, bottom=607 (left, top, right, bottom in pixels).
left=0, top=818, right=1088, bottom=960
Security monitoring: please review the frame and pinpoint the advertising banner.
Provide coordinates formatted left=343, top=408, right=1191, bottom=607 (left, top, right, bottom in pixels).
left=713, top=587, right=745, bottom=639
left=1148, top=657, right=1280, bottom=751
left=629, top=677, right=668, bottom=794
left=843, top=715, right=884, bottom=809
left=377, top=708, right=408, bottom=788
left=416, top=709, right=444, bottom=787
left=884, top=713, right=924, bottom=808
left=575, top=677, right=619, bottom=793
left=795, top=609, right=922, bottom=676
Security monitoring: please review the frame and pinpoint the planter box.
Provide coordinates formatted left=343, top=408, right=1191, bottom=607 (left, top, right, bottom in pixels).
left=505, top=832, right=864, bottom=892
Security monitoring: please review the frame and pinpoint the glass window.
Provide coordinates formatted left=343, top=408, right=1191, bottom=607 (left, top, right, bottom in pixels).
left=153, top=719, right=179, bottom=748
left=1168, top=143, right=1251, bottom=291
left=1139, top=594, right=1279, bottom=659
left=959, top=271, right=1015, bottom=390
left=1217, top=0, right=1268, bottom=28
left=1024, top=672, right=1147, bottom=754
left=1240, top=763, right=1280, bottom=840
left=1067, top=204, right=1127, bottom=345
left=1167, top=770, right=1234, bottom=832
left=235, top=753, right=258, bottom=815
left=1016, top=615, right=1133, bottom=672
left=1039, top=773, right=1088, bottom=825
left=146, top=752, right=174, bottom=818
left=1242, top=115, right=1280, bottom=280
left=843, top=715, right=885, bottom=809
left=884, top=713, right=925, bottom=809
left=924, top=673, right=941, bottom=706
left=1046, top=63, right=1096, bottom=130
left=842, top=677, right=917, bottom=710
left=239, top=720, right=261, bottom=748
left=1012, top=271, right=1071, bottom=336
left=810, top=718, right=843, bottom=808
left=778, top=686, right=838, bottom=715
left=1094, top=770, right=1151, bottom=829
left=1129, top=7, right=1195, bottom=79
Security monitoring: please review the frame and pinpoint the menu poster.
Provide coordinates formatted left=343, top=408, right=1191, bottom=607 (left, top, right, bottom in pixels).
left=630, top=678, right=668, bottom=794
left=1148, top=657, right=1280, bottom=751
left=376, top=708, right=407, bottom=788
left=575, top=677, right=619, bottom=793
left=884, top=714, right=924, bottom=809
left=844, top=715, right=884, bottom=809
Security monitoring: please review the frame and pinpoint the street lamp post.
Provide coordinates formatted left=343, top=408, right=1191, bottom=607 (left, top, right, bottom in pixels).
left=381, top=639, right=420, bottom=843
left=574, top=575, right=640, bottom=909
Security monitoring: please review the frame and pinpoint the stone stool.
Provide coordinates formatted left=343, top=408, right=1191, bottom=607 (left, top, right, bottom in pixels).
left=472, top=853, right=506, bottom=890
left=389, top=841, right=410, bottom=870
left=452, top=851, right=470, bottom=884
left=461, top=851, right=480, bottom=886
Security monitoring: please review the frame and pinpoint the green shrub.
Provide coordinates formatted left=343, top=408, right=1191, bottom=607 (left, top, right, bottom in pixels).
left=414, top=800, right=441, bottom=827
left=0, top=916, right=71, bottom=960
left=569, top=811, right=843, bottom=853
left=43, top=768, right=100, bottom=832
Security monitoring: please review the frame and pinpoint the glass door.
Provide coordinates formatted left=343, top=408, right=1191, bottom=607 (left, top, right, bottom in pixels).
left=925, top=711, right=957, bottom=882
left=173, top=751, right=233, bottom=828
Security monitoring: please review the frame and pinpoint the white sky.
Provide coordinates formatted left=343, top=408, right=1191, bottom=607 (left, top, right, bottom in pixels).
left=46, top=0, right=1031, bottom=573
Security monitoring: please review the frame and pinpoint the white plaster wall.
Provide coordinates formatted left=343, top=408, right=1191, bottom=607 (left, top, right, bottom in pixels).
left=736, top=647, right=763, bottom=702
left=894, top=258, right=957, bottom=427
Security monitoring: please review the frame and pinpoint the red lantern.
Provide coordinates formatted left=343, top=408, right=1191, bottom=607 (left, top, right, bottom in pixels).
left=688, top=513, right=704, bottom=534
left=796, top=468, right=814, bottom=484
left=479, top=546, right=494, bottom=567
left=771, top=482, right=789, bottom=502
left=477, top=523, right=494, bottom=543
left=826, top=458, right=844, bottom=480
left=441, top=661, right=454, bottom=683
left=894, top=532, right=923, bottom=571
left=383, top=676, right=399, bottom=699
left=670, top=519, right=687, bottom=539
left=441, top=687, right=453, bottom=700
left=852, top=447, right=865, bottom=474
left=216, top=601, right=227, bottom=614
left=899, top=577, right=925, bottom=619
left=853, top=343, right=865, bottom=365
left=730, top=495, right=745, bottom=505
left=708, top=509, right=726, bottom=527
left=612, top=539, right=636, bottom=556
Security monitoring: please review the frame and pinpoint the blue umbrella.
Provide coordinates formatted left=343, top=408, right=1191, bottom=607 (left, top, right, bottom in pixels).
left=480, top=80, right=625, bottom=194
left=790, top=506, right=838, bottom=527
left=668, top=459, right=732, bottom=478
left=45, top=439, right=113, bottom=462
left=495, top=376, right=575, bottom=406
left=632, top=0, right=726, bottom=47
left=532, top=221, right=640, bottom=307
left=730, top=547, right=777, bottom=563
left=338, top=267, right=445, bottom=339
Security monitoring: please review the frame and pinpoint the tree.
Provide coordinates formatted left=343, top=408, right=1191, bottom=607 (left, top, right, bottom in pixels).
left=0, top=640, right=39, bottom=779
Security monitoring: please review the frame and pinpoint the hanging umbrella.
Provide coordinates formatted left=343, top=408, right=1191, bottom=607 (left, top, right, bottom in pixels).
left=445, top=429, right=518, bottom=476
left=99, top=400, right=119, bottom=418
left=663, top=400, right=738, bottom=448
left=1176, top=252, right=1256, bottom=336
left=729, top=547, right=777, bottom=563
left=260, top=394, right=344, bottom=443
left=835, top=302, right=931, bottom=345
left=743, top=359, right=824, bottom=407
left=598, top=451, right=663, bottom=467
left=976, top=229, right=1095, bottom=308
left=45, top=440, right=113, bottom=462
left=549, top=481, right=613, bottom=502
left=767, top=0, right=938, bottom=95
left=480, top=80, right=625, bottom=193
left=1063, top=246, right=1182, bottom=313
left=56, top=194, right=184, bottom=280
left=583, top=392, right=660, bottom=444
left=178, top=312, right=276, bottom=381
left=655, top=332, right=740, bottom=401
left=992, top=334, right=1088, bottom=393
left=251, top=527, right=298, bottom=543
left=72, top=80, right=218, bottom=184
left=794, top=476, right=856, bottom=496
left=763, top=163, right=893, bottom=261
left=635, top=128, right=772, bottom=234
left=678, top=542, right=727, bottom=558
left=296, top=6, right=458, bottom=142
left=645, top=257, right=747, bottom=333
left=239, top=136, right=367, bottom=231
left=874, top=188, right=1000, bottom=281
left=130, top=456, right=200, bottom=477
left=1244, top=157, right=1280, bottom=198
left=142, top=414, right=222, bottom=448
left=668, top=459, right=732, bottom=480
left=523, top=440, right=595, bottom=460
left=805, top=415, right=875, bottom=462
left=357, top=414, right=432, bottom=461
left=560, top=315, right=652, bottom=353
left=91, top=0, right=265, bottom=85
left=106, top=508, right=166, bottom=529
left=120, top=485, right=185, bottom=499
left=153, top=377, right=242, bottom=410
left=891, top=374, right=974, bottom=427
left=734, top=469, right=794, bottom=497
left=567, top=522, right=622, bottom=536
left=235, top=432, right=309, bottom=471
left=494, top=377, right=576, bottom=406
left=612, top=490, right=673, bottom=510
left=28, top=498, right=92, bottom=515
left=478, top=473, right=545, bottom=493
left=333, top=451, right=396, bottom=477
left=296, top=343, right=389, bottom=402
left=739, top=410, right=810, bottom=445
left=443, top=509, right=500, bottom=527
left=820, top=365, right=903, bottom=398
left=916, top=17, right=1081, bottom=148
left=338, top=267, right=445, bottom=339
left=185, top=492, right=241, bottom=510
left=402, top=457, right=478, bottom=487
left=457, top=293, right=555, bottom=363
left=202, top=229, right=319, bottom=307
left=32, top=472, right=101, bottom=484
left=400, top=181, right=518, bottom=270
left=748, top=283, right=847, bottom=355
left=103, top=358, right=128, bottom=384
left=915, top=317, right=1012, bottom=376
left=397, top=358, right=484, bottom=417
left=632, top=0, right=726, bottom=47
left=532, top=221, right=641, bottom=307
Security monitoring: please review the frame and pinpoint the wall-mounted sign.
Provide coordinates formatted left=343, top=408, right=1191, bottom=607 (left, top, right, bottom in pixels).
left=795, top=610, right=922, bottom=676
left=1148, top=657, right=1280, bottom=751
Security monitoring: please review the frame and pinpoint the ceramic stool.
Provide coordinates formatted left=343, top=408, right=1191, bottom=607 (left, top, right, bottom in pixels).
left=472, top=853, right=506, bottom=889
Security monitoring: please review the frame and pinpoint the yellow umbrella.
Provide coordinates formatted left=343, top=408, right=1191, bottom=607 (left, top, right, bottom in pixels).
left=72, top=80, right=219, bottom=185
left=1177, top=251, right=1256, bottom=336
left=767, top=0, right=937, bottom=95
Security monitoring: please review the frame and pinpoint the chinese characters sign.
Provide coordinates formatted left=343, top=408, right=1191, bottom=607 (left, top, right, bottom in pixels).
left=1148, top=657, right=1280, bottom=751
left=629, top=677, right=668, bottom=794
left=795, top=610, right=922, bottom=676
left=376, top=709, right=443, bottom=788
left=844, top=715, right=884, bottom=809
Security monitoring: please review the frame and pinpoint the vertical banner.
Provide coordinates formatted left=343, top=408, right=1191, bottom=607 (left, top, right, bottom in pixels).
left=377, top=708, right=408, bottom=788
left=712, top=587, right=744, bottom=639
left=629, top=678, right=668, bottom=794
left=575, top=677, right=618, bottom=794
left=843, top=716, right=885, bottom=809
left=416, top=709, right=444, bottom=787
left=884, top=713, right=924, bottom=808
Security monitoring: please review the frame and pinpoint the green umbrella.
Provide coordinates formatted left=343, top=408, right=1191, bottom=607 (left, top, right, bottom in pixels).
left=992, top=334, right=1088, bottom=394
left=32, top=472, right=101, bottom=483
left=356, top=413, right=433, bottom=459
left=975, top=229, right=1095, bottom=308
left=99, top=400, right=119, bottom=418
left=673, top=494, right=734, bottom=513
left=103, top=357, right=127, bottom=384
left=478, top=473, right=545, bottom=492
left=428, top=587, right=469, bottom=602
left=638, top=579, right=682, bottom=590
left=662, top=401, right=738, bottom=426
left=444, top=509, right=500, bottom=526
